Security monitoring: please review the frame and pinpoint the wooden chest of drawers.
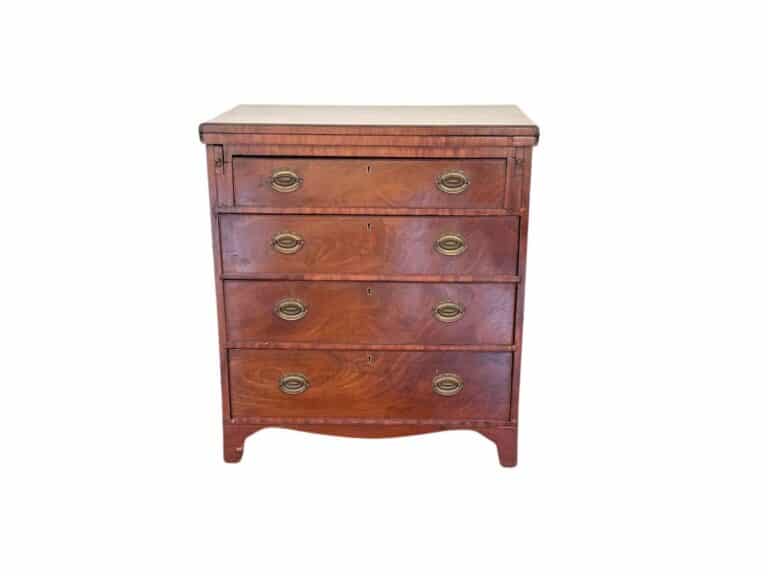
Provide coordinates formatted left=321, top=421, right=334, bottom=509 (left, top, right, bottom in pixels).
left=199, top=105, right=539, bottom=466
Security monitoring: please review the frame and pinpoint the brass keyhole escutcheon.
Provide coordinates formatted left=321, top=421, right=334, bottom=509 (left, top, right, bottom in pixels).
left=271, top=232, right=304, bottom=255
left=432, top=373, right=464, bottom=396
left=434, top=233, right=467, bottom=256
left=271, top=169, right=303, bottom=193
left=436, top=170, right=470, bottom=195
left=274, top=298, right=308, bottom=321
left=279, top=373, right=310, bottom=395
left=433, top=301, right=465, bottom=323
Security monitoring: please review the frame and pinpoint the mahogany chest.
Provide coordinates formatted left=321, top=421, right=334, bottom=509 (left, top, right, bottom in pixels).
left=199, top=105, right=539, bottom=466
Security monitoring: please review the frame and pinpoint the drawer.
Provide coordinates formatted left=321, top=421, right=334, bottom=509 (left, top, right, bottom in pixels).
left=232, top=157, right=507, bottom=208
left=225, top=281, right=515, bottom=345
left=220, top=215, right=519, bottom=276
left=229, top=350, right=512, bottom=420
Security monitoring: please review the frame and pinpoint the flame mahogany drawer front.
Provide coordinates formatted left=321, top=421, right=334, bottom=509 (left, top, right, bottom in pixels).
left=233, top=157, right=507, bottom=208
left=225, top=281, right=516, bottom=345
left=200, top=105, right=539, bottom=466
left=220, top=215, right=519, bottom=277
left=230, top=350, right=512, bottom=420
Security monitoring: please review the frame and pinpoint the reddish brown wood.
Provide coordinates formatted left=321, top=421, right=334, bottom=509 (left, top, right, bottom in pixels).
left=224, top=425, right=264, bottom=462
left=233, top=157, right=506, bottom=209
left=478, top=426, right=518, bottom=467
left=218, top=206, right=514, bottom=216
left=220, top=215, right=519, bottom=276
left=224, top=422, right=517, bottom=466
left=199, top=105, right=539, bottom=139
left=229, top=349, right=512, bottom=420
left=205, top=145, right=232, bottom=420
left=221, top=144, right=517, bottom=162
left=220, top=273, right=520, bottom=283
left=226, top=343, right=515, bottom=352
left=202, top=105, right=538, bottom=466
left=229, top=417, right=509, bottom=427
left=224, top=281, right=515, bottom=345
left=510, top=147, right=533, bottom=423
left=225, top=134, right=521, bottom=147
left=504, top=152, right=524, bottom=211
left=203, top=129, right=537, bottom=142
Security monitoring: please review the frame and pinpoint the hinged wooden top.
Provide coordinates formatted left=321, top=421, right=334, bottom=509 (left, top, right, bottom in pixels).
left=200, top=105, right=539, bottom=140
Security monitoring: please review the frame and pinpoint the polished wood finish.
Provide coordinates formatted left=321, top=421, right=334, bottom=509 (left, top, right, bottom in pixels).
left=229, top=350, right=512, bottom=420
left=233, top=157, right=506, bottom=208
left=201, top=104, right=538, bottom=135
left=226, top=343, right=514, bottom=352
left=201, top=105, right=538, bottom=466
left=223, top=422, right=516, bottom=463
left=478, top=427, right=518, bottom=467
left=220, top=215, right=519, bottom=276
left=218, top=206, right=512, bottom=216
left=225, top=281, right=515, bottom=345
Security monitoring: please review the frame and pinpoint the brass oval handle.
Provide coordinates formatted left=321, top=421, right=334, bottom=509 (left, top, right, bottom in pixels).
left=434, top=233, right=467, bottom=256
left=279, top=373, right=310, bottom=395
left=271, top=169, right=303, bottom=193
left=433, top=301, right=465, bottom=323
left=274, top=298, right=308, bottom=321
left=271, top=231, right=304, bottom=255
left=436, top=170, right=470, bottom=195
left=432, top=373, right=464, bottom=397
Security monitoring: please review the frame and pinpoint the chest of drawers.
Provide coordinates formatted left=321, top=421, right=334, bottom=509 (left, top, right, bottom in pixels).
left=199, top=105, right=539, bottom=466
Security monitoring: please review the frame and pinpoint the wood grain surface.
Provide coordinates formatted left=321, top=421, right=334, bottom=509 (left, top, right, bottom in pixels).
left=202, top=104, right=538, bottom=466
left=229, top=349, right=512, bottom=420
left=224, top=280, right=515, bottom=345
left=220, top=214, right=519, bottom=276
left=223, top=423, right=517, bottom=466
left=233, top=157, right=506, bottom=208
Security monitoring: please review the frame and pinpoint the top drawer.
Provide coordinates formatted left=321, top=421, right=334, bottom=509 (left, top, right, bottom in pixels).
left=232, top=157, right=507, bottom=209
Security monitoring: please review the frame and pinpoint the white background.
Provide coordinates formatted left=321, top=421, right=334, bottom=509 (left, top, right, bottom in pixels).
left=2, top=1, right=767, bottom=573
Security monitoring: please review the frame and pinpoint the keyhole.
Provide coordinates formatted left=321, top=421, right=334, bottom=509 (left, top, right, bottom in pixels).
left=366, top=165, right=372, bottom=174
left=366, top=222, right=373, bottom=232
left=367, top=354, right=375, bottom=365
left=366, top=287, right=374, bottom=296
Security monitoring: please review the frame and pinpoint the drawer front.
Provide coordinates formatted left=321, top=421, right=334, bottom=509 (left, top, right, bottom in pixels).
left=233, top=157, right=507, bottom=208
left=230, top=350, right=512, bottom=420
left=225, top=281, right=515, bottom=345
left=220, top=215, right=519, bottom=276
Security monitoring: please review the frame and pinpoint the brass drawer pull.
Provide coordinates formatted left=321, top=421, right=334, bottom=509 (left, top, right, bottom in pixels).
left=432, top=373, right=464, bottom=397
left=271, top=232, right=304, bottom=254
left=436, top=170, right=470, bottom=195
left=279, top=373, right=310, bottom=395
left=274, top=298, right=308, bottom=321
left=271, top=169, right=303, bottom=193
left=434, top=233, right=466, bottom=256
left=433, top=301, right=465, bottom=323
